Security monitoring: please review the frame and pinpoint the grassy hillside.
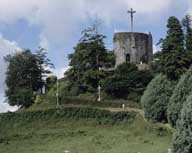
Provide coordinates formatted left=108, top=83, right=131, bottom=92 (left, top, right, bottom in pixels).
left=0, top=106, right=173, bottom=153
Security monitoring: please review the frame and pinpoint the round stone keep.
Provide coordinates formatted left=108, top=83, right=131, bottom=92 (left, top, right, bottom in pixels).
left=113, top=32, right=153, bottom=67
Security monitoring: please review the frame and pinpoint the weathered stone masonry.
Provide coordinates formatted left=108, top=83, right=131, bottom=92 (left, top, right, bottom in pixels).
left=114, top=32, right=153, bottom=67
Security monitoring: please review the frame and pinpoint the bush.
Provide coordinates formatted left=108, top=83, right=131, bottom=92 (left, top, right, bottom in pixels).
left=141, top=74, right=174, bottom=122
left=103, top=62, right=153, bottom=100
left=168, top=69, right=192, bottom=128
left=45, top=79, right=71, bottom=104
left=34, top=95, right=43, bottom=104
left=172, top=94, right=192, bottom=153
left=0, top=107, right=137, bottom=124
left=46, top=75, right=57, bottom=91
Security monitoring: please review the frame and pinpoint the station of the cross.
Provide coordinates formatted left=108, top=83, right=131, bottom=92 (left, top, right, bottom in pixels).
left=114, top=8, right=153, bottom=68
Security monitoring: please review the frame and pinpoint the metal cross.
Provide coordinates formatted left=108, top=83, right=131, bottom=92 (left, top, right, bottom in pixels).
left=128, top=8, right=136, bottom=32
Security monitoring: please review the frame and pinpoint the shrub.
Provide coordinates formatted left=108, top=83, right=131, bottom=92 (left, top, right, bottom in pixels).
left=45, top=79, right=71, bottom=104
left=168, top=69, right=192, bottom=128
left=172, top=94, right=192, bottom=153
left=34, top=95, right=43, bottom=104
left=141, top=74, right=174, bottom=122
left=46, top=75, right=57, bottom=91
left=0, top=107, right=137, bottom=124
left=103, top=62, right=153, bottom=100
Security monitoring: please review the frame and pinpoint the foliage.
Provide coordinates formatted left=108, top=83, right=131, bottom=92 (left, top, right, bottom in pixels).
left=12, top=87, right=34, bottom=108
left=103, top=62, right=153, bottom=100
left=45, top=75, right=57, bottom=91
left=168, top=69, right=192, bottom=128
left=34, top=95, right=43, bottom=104
left=151, top=51, right=163, bottom=74
left=35, top=47, right=54, bottom=93
left=156, top=16, right=190, bottom=80
left=4, top=49, right=53, bottom=107
left=172, top=94, right=192, bottom=153
left=65, top=27, right=110, bottom=95
left=103, top=51, right=116, bottom=68
left=0, top=107, right=137, bottom=124
left=44, top=78, right=71, bottom=104
left=141, top=74, right=174, bottom=122
left=4, top=50, right=40, bottom=107
left=182, top=14, right=192, bottom=52
left=0, top=110, right=172, bottom=153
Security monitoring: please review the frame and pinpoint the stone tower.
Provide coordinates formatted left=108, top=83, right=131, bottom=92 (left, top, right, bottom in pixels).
left=114, top=32, right=153, bottom=67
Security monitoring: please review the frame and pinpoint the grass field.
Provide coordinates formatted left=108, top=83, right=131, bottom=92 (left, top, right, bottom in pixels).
left=0, top=110, right=172, bottom=153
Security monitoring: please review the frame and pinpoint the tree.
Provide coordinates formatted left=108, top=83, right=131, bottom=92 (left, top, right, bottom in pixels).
left=172, top=94, right=192, bottom=153
left=4, top=49, right=54, bottom=107
left=65, top=27, right=108, bottom=95
left=35, top=47, right=54, bottom=93
left=4, top=50, right=40, bottom=107
left=182, top=15, right=192, bottom=52
left=158, top=16, right=190, bottom=80
left=103, top=62, right=153, bottom=100
left=46, top=75, right=57, bottom=91
left=168, top=69, right=192, bottom=128
left=141, top=74, right=174, bottom=122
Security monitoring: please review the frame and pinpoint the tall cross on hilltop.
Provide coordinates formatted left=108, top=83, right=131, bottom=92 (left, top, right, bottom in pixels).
left=128, top=8, right=136, bottom=32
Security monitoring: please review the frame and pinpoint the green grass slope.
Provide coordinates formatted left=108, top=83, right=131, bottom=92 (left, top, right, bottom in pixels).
left=0, top=106, right=172, bottom=153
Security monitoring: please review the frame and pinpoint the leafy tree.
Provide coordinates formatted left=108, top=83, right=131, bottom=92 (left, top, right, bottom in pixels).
left=103, top=51, right=115, bottom=68
left=157, top=16, right=190, bottom=80
left=35, top=47, right=54, bottom=93
left=13, top=87, right=34, bottom=107
left=141, top=74, right=174, bottom=122
left=4, top=49, right=54, bottom=107
left=46, top=75, right=57, bottom=91
left=168, top=69, right=192, bottom=128
left=103, top=62, right=153, bottom=100
left=4, top=50, right=40, bottom=107
left=172, top=94, right=192, bottom=153
left=65, top=27, right=108, bottom=94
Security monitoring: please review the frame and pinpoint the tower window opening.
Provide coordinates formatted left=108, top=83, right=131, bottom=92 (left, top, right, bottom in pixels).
left=126, top=54, right=130, bottom=62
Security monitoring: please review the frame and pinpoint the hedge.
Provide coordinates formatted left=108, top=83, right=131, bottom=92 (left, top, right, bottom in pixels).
left=0, top=107, right=137, bottom=124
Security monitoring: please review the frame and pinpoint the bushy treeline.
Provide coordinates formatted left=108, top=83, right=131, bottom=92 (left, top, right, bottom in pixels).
left=0, top=107, right=137, bottom=124
left=63, top=27, right=152, bottom=102
left=103, top=62, right=153, bottom=101
left=141, top=15, right=192, bottom=153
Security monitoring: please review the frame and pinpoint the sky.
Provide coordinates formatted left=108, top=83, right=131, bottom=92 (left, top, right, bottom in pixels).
left=0, top=0, right=191, bottom=112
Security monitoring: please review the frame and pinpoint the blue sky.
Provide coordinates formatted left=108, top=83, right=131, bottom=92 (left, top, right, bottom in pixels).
left=0, top=0, right=191, bottom=112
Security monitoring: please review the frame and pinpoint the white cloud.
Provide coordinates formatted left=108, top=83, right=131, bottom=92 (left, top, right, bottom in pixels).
left=0, top=35, right=20, bottom=113
left=0, top=0, right=183, bottom=47
left=54, top=66, right=70, bottom=79
left=0, top=95, right=18, bottom=113
left=153, top=45, right=161, bottom=53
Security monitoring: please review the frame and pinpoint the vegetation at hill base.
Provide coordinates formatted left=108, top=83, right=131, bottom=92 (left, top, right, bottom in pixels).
left=0, top=107, right=172, bottom=153
left=168, top=69, right=192, bottom=128
left=172, top=94, right=192, bottom=153
left=141, top=74, right=174, bottom=123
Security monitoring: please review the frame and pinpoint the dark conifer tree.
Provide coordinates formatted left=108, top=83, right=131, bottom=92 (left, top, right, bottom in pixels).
left=158, top=16, right=190, bottom=80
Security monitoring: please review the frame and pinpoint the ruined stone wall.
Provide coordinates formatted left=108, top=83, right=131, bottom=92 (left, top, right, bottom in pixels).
left=113, top=32, right=153, bottom=67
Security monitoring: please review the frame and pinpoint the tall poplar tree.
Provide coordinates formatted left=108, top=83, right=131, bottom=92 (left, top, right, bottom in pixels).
left=182, top=14, right=192, bottom=52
